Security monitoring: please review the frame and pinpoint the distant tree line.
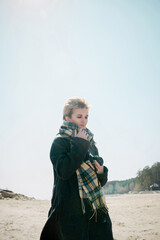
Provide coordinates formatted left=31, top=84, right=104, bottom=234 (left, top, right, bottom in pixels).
left=134, top=162, right=160, bottom=191
left=103, top=178, right=136, bottom=194
left=104, top=162, right=160, bottom=194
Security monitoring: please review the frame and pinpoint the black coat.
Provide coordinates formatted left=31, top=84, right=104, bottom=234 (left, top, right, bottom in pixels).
left=40, top=136, right=110, bottom=240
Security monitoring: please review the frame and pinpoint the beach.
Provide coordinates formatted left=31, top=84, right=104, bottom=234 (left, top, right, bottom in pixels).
left=0, top=193, right=160, bottom=240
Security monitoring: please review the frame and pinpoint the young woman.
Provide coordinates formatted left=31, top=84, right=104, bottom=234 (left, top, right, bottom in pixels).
left=40, top=97, right=114, bottom=240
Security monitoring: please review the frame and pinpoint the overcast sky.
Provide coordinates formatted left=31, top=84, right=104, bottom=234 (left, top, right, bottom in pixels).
left=0, top=0, right=160, bottom=199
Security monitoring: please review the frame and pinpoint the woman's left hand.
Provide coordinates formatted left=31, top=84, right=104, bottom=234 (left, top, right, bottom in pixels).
left=94, top=160, right=104, bottom=174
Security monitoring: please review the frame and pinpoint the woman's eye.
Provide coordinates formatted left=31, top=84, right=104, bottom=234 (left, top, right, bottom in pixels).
left=76, top=116, right=88, bottom=119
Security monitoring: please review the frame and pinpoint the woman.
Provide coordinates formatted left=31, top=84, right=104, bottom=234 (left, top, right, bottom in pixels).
left=40, top=97, right=114, bottom=240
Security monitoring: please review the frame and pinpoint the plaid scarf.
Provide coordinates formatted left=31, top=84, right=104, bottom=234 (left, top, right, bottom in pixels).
left=58, top=121, right=108, bottom=217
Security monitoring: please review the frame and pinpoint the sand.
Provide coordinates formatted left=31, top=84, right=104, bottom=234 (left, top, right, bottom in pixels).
left=0, top=193, right=160, bottom=240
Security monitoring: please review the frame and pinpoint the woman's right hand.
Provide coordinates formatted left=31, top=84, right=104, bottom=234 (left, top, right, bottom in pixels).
left=75, top=129, right=89, bottom=140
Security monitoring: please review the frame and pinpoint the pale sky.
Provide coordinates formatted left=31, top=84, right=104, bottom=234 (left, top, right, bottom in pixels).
left=0, top=0, right=160, bottom=199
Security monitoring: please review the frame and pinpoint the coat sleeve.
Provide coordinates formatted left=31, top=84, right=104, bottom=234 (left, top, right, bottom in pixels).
left=91, top=143, right=108, bottom=187
left=97, top=166, right=108, bottom=187
left=50, top=137, right=90, bottom=180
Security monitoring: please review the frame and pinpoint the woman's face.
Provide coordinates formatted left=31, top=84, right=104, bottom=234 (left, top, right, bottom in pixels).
left=66, top=108, right=88, bottom=129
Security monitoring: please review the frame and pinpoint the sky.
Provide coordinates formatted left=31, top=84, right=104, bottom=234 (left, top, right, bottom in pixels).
left=0, top=0, right=160, bottom=200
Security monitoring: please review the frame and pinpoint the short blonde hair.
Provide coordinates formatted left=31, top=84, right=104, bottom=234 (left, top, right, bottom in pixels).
left=63, top=97, right=90, bottom=120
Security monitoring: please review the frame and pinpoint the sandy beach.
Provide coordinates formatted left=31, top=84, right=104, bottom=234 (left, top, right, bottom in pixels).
left=0, top=193, right=160, bottom=240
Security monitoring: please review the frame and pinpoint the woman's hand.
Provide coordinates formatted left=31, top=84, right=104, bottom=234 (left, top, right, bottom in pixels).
left=88, top=160, right=104, bottom=174
left=95, top=160, right=104, bottom=174
left=75, top=129, right=89, bottom=140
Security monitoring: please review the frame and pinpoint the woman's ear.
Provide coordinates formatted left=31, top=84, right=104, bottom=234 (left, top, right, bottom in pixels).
left=65, top=116, right=70, bottom=122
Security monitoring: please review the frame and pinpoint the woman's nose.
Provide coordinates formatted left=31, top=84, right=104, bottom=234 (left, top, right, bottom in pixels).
left=82, top=118, right=87, bottom=123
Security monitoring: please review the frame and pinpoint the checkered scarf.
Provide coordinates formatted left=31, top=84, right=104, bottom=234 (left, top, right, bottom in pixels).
left=58, top=121, right=108, bottom=216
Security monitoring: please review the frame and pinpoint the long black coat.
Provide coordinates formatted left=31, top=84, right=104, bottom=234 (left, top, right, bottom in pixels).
left=40, top=136, right=111, bottom=240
